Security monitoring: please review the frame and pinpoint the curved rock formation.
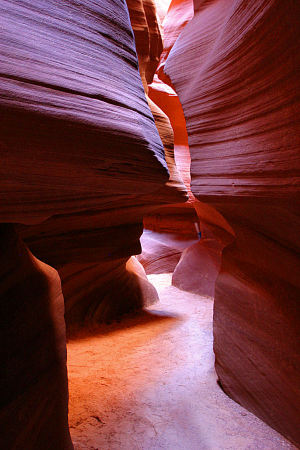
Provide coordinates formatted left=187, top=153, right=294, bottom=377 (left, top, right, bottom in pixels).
left=146, top=75, right=199, bottom=235
left=59, top=256, right=158, bottom=330
left=0, top=225, right=72, bottom=449
left=0, top=0, right=186, bottom=447
left=1, top=0, right=172, bottom=224
left=165, top=0, right=300, bottom=444
left=172, top=221, right=229, bottom=297
left=2, top=0, right=299, bottom=447
left=126, top=0, right=163, bottom=90
left=126, top=0, right=194, bottom=243
left=126, top=0, right=187, bottom=201
left=138, top=229, right=198, bottom=274
left=157, top=0, right=194, bottom=84
left=1, top=0, right=187, bottom=325
left=145, top=0, right=227, bottom=296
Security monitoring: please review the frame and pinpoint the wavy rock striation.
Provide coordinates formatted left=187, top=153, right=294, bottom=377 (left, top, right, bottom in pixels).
left=1, top=0, right=186, bottom=447
left=165, top=0, right=300, bottom=444
left=143, top=0, right=227, bottom=297
left=1, top=0, right=186, bottom=327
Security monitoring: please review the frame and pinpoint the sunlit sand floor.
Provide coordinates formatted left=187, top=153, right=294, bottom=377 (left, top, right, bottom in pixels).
left=68, top=273, right=295, bottom=449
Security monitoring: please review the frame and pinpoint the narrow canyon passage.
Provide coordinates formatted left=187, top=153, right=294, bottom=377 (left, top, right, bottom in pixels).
left=67, top=270, right=294, bottom=449
left=1, top=1, right=299, bottom=448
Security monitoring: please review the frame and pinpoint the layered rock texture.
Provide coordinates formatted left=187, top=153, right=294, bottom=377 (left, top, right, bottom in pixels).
left=164, top=0, right=300, bottom=445
left=1, top=0, right=300, bottom=447
left=1, top=0, right=185, bottom=447
left=1, top=0, right=187, bottom=327
left=140, top=0, right=227, bottom=299
left=134, top=0, right=198, bottom=239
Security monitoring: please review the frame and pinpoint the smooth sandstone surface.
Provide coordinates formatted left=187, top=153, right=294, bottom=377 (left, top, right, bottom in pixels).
left=138, top=230, right=198, bottom=274
left=0, top=225, right=73, bottom=450
left=154, top=0, right=172, bottom=23
left=1, top=0, right=187, bottom=329
left=0, top=0, right=185, bottom=447
left=144, top=0, right=227, bottom=297
left=165, top=0, right=300, bottom=445
left=141, top=10, right=198, bottom=237
left=0, top=0, right=171, bottom=225
left=126, top=0, right=187, bottom=204
left=1, top=0, right=300, bottom=447
left=172, top=240, right=221, bottom=298
left=127, top=0, right=196, bottom=254
left=126, top=0, right=163, bottom=90
left=60, top=257, right=159, bottom=332
left=157, top=0, right=194, bottom=84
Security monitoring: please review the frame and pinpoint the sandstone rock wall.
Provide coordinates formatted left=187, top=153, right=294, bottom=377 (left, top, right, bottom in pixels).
left=1, top=0, right=171, bottom=224
left=164, top=0, right=300, bottom=444
left=142, top=0, right=228, bottom=299
left=127, top=0, right=194, bottom=239
left=0, top=0, right=186, bottom=447
left=0, top=224, right=72, bottom=449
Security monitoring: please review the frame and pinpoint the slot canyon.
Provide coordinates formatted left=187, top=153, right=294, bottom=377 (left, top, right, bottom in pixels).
left=1, top=0, right=299, bottom=448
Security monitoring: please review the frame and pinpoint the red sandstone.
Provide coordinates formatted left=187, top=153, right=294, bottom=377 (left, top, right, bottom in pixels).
left=0, top=0, right=299, bottom=447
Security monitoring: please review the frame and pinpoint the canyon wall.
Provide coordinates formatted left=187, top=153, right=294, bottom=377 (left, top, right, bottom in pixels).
left=1, top=0, right=299, bottom=446
left=0, top=224, right=72, bottom=449
left=1, top=0, right=187, bottom=330
left=0, top=0, right=185, bottom=447
left=143, top=0, right=229, bottom=298
left=164, top=0, right=300, bottom=445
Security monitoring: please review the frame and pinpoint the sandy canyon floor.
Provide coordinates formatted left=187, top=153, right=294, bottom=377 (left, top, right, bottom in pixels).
left=67, top=273, right=295, bottom=449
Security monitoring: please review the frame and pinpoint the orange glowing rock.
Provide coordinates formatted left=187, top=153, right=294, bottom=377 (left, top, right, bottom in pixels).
left=165, top=0, right=300, bottom=444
